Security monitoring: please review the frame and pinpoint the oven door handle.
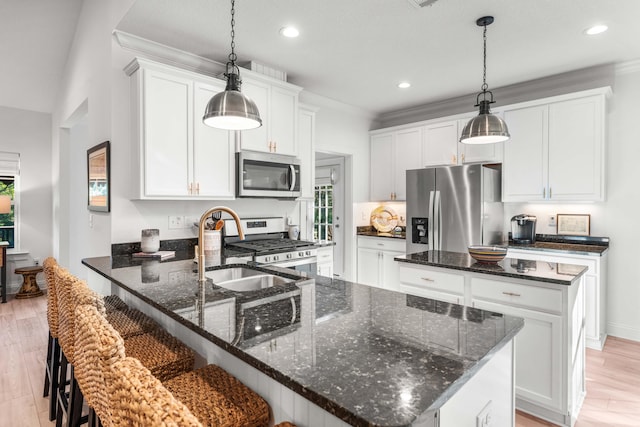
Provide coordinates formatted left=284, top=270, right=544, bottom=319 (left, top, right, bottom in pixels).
left=290, top=296, right=297, bottom=324
left=289, top=164, right=297, bottom=191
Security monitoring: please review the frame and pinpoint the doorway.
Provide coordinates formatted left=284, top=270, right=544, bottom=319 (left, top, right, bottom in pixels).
left=315, top=155, right=345, bottom=277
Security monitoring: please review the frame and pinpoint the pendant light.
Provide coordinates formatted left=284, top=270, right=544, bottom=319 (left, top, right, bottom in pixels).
left=460, top=16, right=510, bottom=145
left=203, top=0, right=262, bottom=130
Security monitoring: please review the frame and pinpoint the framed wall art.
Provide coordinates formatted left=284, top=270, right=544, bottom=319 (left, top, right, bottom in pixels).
left=87, top=141, right=110, bottom=212
left=556, top=214, right=590, bottom=236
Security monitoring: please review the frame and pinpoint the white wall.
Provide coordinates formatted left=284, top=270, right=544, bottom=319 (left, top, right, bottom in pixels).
left=0, top=106, right=53, bottom=291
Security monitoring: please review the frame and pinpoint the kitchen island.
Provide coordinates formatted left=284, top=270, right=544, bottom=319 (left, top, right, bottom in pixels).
left=83, top=254, right=523, bottom=427
left=395, top=251, right=588, bottom=427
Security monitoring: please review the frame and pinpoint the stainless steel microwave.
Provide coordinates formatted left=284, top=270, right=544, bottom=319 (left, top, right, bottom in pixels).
left=236, top=151, right=301, bottom=199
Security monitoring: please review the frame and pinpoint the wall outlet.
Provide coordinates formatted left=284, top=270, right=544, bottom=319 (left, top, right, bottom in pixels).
left=476, top=401, right=493, bottom=427
left=33, top=257, right=40, bottom=266
left=168, top=215, right=185, bottom=229
left=549, top=215, right=557, bottom=227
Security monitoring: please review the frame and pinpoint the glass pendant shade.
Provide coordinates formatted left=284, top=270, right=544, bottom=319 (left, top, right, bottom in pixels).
left=203, top=73, right=262, bottom=130
left=460, top=100, right=510, bottom=144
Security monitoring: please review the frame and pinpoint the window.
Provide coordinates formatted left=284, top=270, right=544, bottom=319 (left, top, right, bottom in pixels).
left=314, top=184, right=333, bottom=241
left=0, top=176, right=16, bottom=248
left=0, top=152, right=20, bottom=249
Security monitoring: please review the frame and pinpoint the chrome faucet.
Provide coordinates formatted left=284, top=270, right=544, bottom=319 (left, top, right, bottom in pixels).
left=197, top=206, right=244, bottom=284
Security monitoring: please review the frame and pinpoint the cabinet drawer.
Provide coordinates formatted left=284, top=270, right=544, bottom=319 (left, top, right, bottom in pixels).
left=357, top=236, right=406, bottom=252
left=398, top=265, right=464, bottom=295
left=316, top=246, right=333, bottom=261
left=472, top=277, right=562, bottom=313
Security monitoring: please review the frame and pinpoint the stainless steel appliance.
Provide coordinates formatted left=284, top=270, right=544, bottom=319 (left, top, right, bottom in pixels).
left=236, top=151, right=301, bottom=199
left=224, top=217, right=317, bottom=274
left=406, top=163, right=504, bottom=254
left=511, top=214, right=537, bottom=244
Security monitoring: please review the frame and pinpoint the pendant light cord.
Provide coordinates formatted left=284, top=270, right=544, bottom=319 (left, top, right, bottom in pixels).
left=229, top=0, right=237, bottom=66
left=481, top=23, right=488, bottom=93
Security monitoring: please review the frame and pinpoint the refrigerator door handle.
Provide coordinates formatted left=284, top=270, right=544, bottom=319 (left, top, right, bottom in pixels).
left=428, top=190, right=435, bottom=249
left=434, top=190, right=441, bottom=250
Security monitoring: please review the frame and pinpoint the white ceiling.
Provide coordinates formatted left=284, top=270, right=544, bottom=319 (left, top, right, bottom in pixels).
left=4, top=0, right=640, bottom=115
left=0, top=0, right=83, bottom=113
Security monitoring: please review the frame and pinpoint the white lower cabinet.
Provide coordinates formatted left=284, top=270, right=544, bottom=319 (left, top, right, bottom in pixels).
left=397, top=262, right=585, bottom=427
left=316, top=245, right=334, bottom=278
left=356, top=236, right=405, bottom=291
left=508, top=248, right=607, bottom=350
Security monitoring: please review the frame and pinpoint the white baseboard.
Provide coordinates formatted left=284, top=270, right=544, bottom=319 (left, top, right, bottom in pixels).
left=607, top=322, right=640, bottom=343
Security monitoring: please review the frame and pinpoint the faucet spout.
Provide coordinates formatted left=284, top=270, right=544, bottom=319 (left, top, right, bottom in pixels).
left=198, top=206, right=244, bottom=283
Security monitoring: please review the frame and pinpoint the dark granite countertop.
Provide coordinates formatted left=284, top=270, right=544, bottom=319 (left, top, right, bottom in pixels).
left=356, top=230, right=406, bottom=239
left=396, top=251, right=587, bottom=286
left=83, top=255, right=523, bottom=427
left=507, top=234, right=609, bottom=256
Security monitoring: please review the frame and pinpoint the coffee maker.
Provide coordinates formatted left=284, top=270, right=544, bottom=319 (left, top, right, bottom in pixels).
left=511, top=214, right=537, bottom=244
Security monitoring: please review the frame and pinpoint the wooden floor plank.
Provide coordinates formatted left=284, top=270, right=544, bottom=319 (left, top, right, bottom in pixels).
left=1, top=293, right=639, bottom=427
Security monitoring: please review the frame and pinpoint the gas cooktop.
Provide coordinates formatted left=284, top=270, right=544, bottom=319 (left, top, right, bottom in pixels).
left=226, top=238, right=316, bottom=254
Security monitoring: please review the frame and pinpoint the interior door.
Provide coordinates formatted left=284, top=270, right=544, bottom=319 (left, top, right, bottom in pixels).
left=315, top=157, right=344, bottom=277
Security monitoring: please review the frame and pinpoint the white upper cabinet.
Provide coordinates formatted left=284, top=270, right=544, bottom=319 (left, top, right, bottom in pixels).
left=370, top=127, right=422, bottom=201
left=298, top=104, right=318, bottom=199
left=239, top=75, right=301, bottom=156
left=502, top=88, right=609, bottom=202
left=423, top=120, right=458, bottom=166
left=127, top=58, right=234, bottom=199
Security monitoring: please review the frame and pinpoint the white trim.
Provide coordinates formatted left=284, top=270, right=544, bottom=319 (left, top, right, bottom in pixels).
left=615, top=58, right=640, bottom=75
left=607, top=322, right=640, bottom=342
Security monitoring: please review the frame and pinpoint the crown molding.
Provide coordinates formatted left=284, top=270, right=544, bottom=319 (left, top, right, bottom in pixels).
left=113, top=30, right=226, bottom=78
left=615, top=58, right=640, bottom=75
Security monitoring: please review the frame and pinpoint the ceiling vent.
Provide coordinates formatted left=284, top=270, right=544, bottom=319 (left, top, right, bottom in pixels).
left=407, top=0, right=440, bottom=8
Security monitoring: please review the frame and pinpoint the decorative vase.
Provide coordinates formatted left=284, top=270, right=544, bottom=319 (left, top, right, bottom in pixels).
left=141, top=229, right=160, bottom=253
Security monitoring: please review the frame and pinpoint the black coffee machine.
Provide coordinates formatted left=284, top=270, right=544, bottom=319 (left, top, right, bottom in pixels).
left=511, top=214, right=537, bottom=244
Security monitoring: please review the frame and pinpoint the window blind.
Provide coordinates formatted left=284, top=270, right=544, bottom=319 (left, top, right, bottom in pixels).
left=0, top=152, right=20, bottom=176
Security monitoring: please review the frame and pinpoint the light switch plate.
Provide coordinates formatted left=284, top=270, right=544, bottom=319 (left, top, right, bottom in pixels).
left=476, top=400, right=492, bottom=427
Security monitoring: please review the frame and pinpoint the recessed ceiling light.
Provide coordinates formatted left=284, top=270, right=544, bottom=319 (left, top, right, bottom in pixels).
left=279, top=26, right=299, bottom=38
left=585, top=24, right=608, bottom=35
left=398, top=82, right=411, bottom=89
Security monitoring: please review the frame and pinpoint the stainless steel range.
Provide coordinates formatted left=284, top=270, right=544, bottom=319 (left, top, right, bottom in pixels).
left=223, top=217, right=318, bottom=274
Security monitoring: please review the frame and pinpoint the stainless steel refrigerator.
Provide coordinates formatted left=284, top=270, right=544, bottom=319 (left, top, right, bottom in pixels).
left=406, top=163, right=504, bottom=254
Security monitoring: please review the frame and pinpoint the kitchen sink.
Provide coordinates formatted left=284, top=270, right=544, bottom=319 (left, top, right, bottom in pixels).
left=205, top=267, right=293, bottom=292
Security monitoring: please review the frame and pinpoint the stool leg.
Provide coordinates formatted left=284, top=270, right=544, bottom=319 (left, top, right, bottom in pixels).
left=43, top=331, right=53, bottom=397
left=49, top=337, right=61, bottom=421
left=56, top=351, right=69, bottom=427
left=67, top=367, right=84, bottom=427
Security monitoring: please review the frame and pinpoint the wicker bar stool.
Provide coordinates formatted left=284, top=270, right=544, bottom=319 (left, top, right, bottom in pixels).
left=108, top=357, right=203, bottom=427
left=103, top=294, right=128, bottom=313
left=105, top=307, right=160, bottom=339
left=43, top=257, right=61, bottom=421
left=55, top=269, right=105, bottom=427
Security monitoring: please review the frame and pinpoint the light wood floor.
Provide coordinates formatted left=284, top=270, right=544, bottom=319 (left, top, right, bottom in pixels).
left=1, top=293, right=639, bottom=427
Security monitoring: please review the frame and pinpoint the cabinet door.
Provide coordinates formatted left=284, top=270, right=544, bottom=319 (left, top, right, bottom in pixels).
left=193, top=81, right=235, bottom=198
left=357, top=248, right=381, bottom=287
left=298, top=107, right=315, bottom=199
left=240, top=79, right=270, bottom=152
left=548, top=96, right=604, bottom=201
left=381, top=250, right=403, bottom=291
left=370, top=133, right=394, bottom=201
left=394, top=128, right=423, bottom=200
left=473, top=299, right=563, bottom=412
left=502, top=105, right=548, bottom=202
left=423, top=121, right=458, bottom=166
left=143, top=69, right=192, bottom=197
left=270, top=86, right=298, bottom=155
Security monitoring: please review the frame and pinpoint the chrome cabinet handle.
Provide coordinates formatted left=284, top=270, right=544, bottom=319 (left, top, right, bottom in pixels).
left=549, top=187, right=552, bottom=199
left=502, top=291, right=521, bottom=297
left=421, top=277, right=435, bottom=282
left=543, top=187, right=546, bottom=198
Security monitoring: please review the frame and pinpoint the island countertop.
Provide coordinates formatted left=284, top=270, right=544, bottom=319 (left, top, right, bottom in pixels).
left=82, top=255, right=523, bottom=427
left=396, top=250, right=587, bottom=286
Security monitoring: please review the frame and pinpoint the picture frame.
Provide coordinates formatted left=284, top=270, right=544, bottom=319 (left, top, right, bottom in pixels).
left=87, top=141, right=110, bottom=212
left=556, top=214, right=590, bottom=236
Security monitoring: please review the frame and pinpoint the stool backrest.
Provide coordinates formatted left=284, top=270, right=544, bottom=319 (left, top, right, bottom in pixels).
left=107, top=357, right=203, bottom=427
left=55, top=267, right=104, bottom=364
left=75, top=303, right=126, bottom=427
left=43, top=257, right=58, bottom=338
